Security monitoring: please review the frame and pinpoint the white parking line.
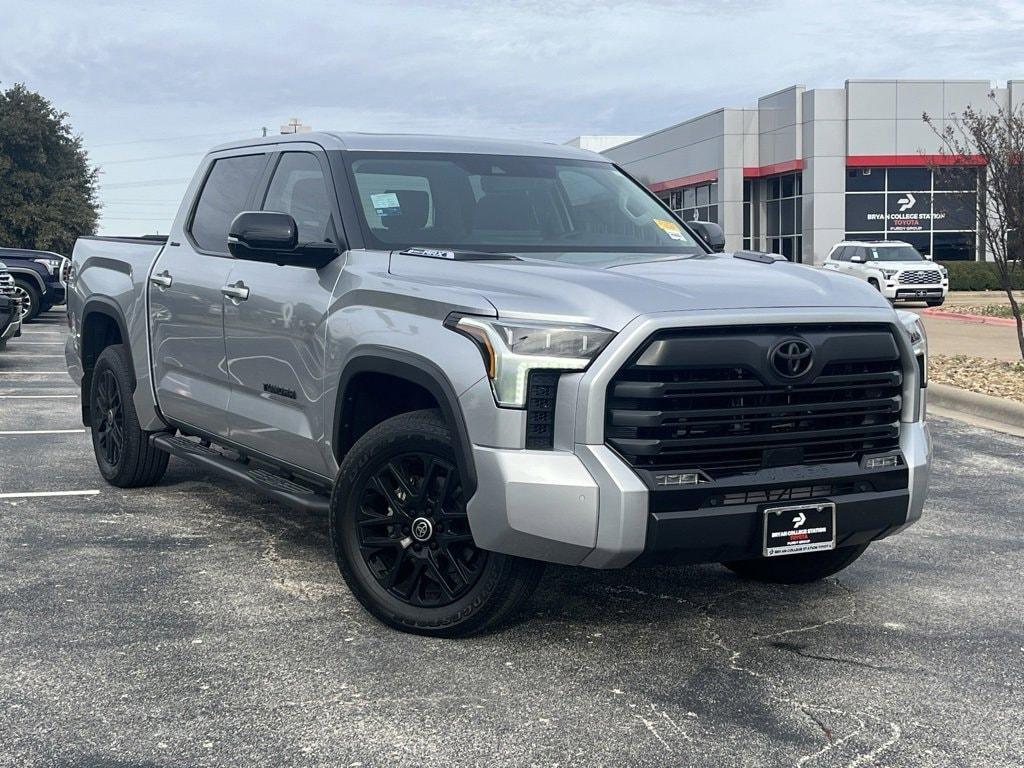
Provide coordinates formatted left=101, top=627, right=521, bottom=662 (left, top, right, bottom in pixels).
left=0, top=490, right=99, bottom=499
left=2, top=354, right=65, bottom=357
left=0, top=372, right=70, bottom=375
left=0, top=394, right=77, bottom=399
left=0, top=429, right=86, bottom=435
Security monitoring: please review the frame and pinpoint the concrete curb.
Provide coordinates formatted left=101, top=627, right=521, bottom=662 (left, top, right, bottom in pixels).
left=921, top=308, right=1018, bottom=327
left=928, top=382, right=1024, bottom=432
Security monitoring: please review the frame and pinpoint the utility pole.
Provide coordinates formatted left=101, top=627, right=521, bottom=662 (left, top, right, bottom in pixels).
left=280, top=118, right=312, bottom=135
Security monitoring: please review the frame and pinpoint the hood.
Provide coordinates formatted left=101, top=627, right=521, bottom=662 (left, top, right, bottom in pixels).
left=871, top=261, right=940, bottom=269
left=388, top=251, right=893, bottom=331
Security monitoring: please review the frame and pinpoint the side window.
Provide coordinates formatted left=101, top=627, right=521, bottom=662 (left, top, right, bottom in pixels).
left=189, top=154, right=267, bottom=253
left=263, top=152, right=334, bottom=244
left=837, top=246, right=850, bottom=261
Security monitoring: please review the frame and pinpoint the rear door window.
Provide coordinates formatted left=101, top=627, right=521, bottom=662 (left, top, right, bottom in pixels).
left=189, top=154, right=267, bottom=253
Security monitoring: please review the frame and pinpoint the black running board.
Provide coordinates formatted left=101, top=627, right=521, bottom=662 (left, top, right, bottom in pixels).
left=151, top=434, right=331, bottom=514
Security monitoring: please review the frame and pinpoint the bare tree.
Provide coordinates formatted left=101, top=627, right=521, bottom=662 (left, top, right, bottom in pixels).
left=924, top=93, right=1024, bottom=360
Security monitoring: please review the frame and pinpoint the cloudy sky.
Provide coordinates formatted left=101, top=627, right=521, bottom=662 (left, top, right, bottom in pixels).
left=3, top=0, right=1024, bottom=235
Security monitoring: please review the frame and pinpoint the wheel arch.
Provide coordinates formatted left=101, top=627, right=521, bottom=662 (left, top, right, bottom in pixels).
left=80, top=298, right=131, bottom=426
left=5, top=266, right=47, bottom=292
left=333, top=348, right=477, bottom=499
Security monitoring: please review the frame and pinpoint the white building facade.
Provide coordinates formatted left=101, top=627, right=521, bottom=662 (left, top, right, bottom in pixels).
left=602, top=79, right=1023, bottom=264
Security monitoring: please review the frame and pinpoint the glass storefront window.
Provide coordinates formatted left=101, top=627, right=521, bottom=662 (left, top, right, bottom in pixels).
left=661, top=181, right=718, bottom=224
left=846, top=168, right=884, bottom=192
left=845, top=166, right=978, bottom=260
left=762, top=172, right=803, bottom=259
left=886, top=167, right=931, bottom=192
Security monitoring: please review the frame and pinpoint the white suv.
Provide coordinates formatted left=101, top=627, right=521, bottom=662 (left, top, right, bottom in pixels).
left=823, top=240, right=949, bottom=306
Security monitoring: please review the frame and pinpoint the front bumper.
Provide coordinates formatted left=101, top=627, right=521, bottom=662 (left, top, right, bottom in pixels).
left=463, top=307, right=931, bottom=569
left=467, top=421, right=930, bottom=568
left=881, top=281, right=949, bottom=302
left=44, top=281, right=67, bottom=306
left=0, top=297, right=23, bottom=343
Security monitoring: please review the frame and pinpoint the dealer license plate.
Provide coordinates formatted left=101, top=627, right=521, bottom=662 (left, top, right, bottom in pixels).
left=763, top=503, right=836, bottom=557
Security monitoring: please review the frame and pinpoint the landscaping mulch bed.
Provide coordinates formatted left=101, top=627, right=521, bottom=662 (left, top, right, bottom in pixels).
left=930, top=354, right=1024, bottom=404
left=940, top=304, right=1018, bottom=319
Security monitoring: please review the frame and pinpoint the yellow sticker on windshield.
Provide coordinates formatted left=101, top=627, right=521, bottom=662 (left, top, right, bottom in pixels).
left=654, top=218, right=686, bottom=241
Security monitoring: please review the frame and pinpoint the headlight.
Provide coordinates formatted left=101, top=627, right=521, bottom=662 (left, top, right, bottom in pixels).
left=880, top=267, right=899, bottom=278
left=445, top=314, right=615, bottom=407
left=32, top=257, right=62, bottom=276
left=897, top=310, right=927, bottom=385
left=939, top=265, right=948, bottom=277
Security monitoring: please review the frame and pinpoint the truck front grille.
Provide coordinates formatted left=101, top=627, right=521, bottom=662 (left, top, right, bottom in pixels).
left=898, top=270, right=942, bottom=285
left=605, top=324, right=904, bottom=479
left=0, top=272, right=15, bottom=297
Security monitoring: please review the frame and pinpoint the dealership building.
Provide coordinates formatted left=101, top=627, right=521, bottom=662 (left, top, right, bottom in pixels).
left=591, top=79, right=1023, bottom=264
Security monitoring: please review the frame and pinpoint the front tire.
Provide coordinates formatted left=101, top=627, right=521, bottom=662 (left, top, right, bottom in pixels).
left=89, top=344, right=169, bottom=488
left=723, top=544, right=869, bottom=584
left=330, top=409, right=544, bottom=637
left=13, top=279, right=40, bottom=322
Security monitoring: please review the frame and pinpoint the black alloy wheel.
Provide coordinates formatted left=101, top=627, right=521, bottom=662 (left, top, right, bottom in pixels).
left=331, top=409, right=544, bottom=637
left=88, top=344, right=169, bottom=487
left=355, top=452, right=485, bottom=607
left=93, top=367, right=125, bottom=469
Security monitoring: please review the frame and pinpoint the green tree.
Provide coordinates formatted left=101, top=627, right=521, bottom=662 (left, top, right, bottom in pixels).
left=0, top=83, right=99, bottom=255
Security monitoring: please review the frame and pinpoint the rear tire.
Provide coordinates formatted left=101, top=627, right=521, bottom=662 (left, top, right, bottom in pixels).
left=330, top=409, right=544, bottom=637
left=89, top=344, right=169, bottom=488
left=13, top=279, right=40, bottom=322
left=723, top=544, right=869, bottom=584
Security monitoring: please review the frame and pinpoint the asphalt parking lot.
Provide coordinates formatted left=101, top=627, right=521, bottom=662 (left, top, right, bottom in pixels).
left=1, top=313, right=1023, bottom=767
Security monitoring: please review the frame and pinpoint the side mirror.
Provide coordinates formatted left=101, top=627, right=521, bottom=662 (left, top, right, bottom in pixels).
left=849, top=254, right=865, bottom=263
left=688, top=220, right=726, bottom=252
left=228, top=211, right=338, bottom=269
left=923, top=253, right=933, bottom=260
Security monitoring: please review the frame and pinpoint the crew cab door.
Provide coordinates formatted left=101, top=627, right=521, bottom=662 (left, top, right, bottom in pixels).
left=221, top=149, right=344, bottom=477
left=149, top=151, right=269, bottom=439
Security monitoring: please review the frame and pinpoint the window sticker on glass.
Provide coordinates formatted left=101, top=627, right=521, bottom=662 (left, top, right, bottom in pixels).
left=654, top=218, right=686, bottom=241
left=370, top=192, right=401, bottom=218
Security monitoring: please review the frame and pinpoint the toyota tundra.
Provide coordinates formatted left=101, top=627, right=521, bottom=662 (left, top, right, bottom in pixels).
left=65, top=133, right=931, bottom=636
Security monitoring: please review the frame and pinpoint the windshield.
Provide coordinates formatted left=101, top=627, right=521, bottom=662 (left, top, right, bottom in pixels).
left=866, top=245, right=925, bottom=262
left=344, top=152, right=702, bottom=258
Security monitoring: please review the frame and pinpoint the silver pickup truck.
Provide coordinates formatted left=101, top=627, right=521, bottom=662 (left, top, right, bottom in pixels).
left=66, top=132, right=931, bottom=636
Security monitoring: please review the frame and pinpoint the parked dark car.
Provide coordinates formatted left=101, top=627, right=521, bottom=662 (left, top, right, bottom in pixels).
left=0, top=261, right=24, bottom=349
left=0, top=246, right=70, bottom=321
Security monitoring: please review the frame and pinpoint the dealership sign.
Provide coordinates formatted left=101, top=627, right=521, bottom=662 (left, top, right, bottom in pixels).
left=865, top=193, right=946, bottom=232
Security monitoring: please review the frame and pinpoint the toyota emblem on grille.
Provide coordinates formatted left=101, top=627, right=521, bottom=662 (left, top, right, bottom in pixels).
left=770, top=339, right=814, bottom=378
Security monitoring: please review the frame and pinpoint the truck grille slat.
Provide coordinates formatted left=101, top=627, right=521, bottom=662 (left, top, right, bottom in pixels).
left=898, top=269, right=942, bottom=285
left=610, top=399, right=901, bottom=429
left=605, top=324, right=904, bottom=479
